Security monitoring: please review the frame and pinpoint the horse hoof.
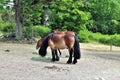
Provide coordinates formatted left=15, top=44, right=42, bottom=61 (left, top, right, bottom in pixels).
left=67, top=61, right=72, bottom=64
left=73, top=61, right=77, bottom=64
left=55, top=58, right=59, bottom=61
left=51, top=59, right=55, bottom=62
left=73, top=62, right=77, bottom=64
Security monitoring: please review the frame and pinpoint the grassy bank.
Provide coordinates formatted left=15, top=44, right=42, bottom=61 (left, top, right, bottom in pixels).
left=78, top=30, right=120, bottom=47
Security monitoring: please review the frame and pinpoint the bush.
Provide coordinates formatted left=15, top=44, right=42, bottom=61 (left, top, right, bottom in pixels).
left=32, top=25, right=51, bottom=38
left=0, top=31, right=3, bottom=36
left=111, top=34, right=120, bottom=46
left=78, top=30, right=91, bottom=43
left=23, top=26, right=32, bottom=39
left=21, top=25, right=51, bottom=39
left=0, top=17, right=15, bottom=33
left=99, top=36, right=110, bottom=44
left=0, top=22, right=15, bottom=33
left=78, top=30, right=120, bottom=47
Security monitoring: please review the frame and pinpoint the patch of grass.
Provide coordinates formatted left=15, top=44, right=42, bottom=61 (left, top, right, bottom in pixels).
left=32, top=52, right=38, bottom=55
left=31, top=56, right=51, bottom=62
left=0, top=31, right=3, bottom=36
left=78, top=30, right=120, bottom=47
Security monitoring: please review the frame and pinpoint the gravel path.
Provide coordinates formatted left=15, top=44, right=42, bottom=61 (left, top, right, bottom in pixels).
left=0, top=43, right=120, bottom=80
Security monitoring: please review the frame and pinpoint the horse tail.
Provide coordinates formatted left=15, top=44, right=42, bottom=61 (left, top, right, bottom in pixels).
left=39, top=33, right=53, bottom=57
left=74, top=36, right=81, bottom=59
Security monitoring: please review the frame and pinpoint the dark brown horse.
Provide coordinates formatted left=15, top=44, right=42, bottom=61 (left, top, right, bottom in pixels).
left=36, top=30, right=76, bottom=49
left=39, top=32, right=81, bottom=64
left=36, top=30, right=77, bottom=61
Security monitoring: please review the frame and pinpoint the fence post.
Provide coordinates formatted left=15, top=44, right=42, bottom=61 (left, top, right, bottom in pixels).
left=110, top=38, right=112, bottom=51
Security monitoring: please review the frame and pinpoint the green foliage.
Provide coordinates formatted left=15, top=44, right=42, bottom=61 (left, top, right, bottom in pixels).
left=32, top=25, right=51, bottom=37
left=15, top=36, right=22, bottom=41
left=1, top=10, right=15, bottom=22
left=0, top=5, right=15, bottom=34
left=0, top=0, right=120, bottom=46
left=23, top=25, right=51, bottom=39
left=22, top=26, right=32, bottom=39
left=86, top=0, right=120, bottom=34
left=110, top=34, right=120, bottom=46
left=78, top=30, right=120, bottom=47
left=0, top=31, right=3, bottom=36
left=20, top=0, right=120, bottom=35
left=0, top=17, right=15, bottom=33
left=0, top=1, right=6, bottom=13
left=49, top=1, right=91, bottom=32
left=21, top=0, right=43, bottom=26
left=2, top=23, right=15, bottom=32
left=78, top=30, right=91, bottom=43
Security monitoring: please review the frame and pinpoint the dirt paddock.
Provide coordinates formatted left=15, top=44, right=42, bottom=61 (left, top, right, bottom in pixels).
left=0, top=42, right=120, bottom=80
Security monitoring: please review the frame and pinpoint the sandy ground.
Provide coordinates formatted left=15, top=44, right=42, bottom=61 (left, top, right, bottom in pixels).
left=0, top=42, right=120, bottom=80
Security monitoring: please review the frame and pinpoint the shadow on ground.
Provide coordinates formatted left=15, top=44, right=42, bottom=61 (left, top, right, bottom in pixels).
left=31, top=56, right=72, bottom=65
left=31, top=56, right=51, bottom=62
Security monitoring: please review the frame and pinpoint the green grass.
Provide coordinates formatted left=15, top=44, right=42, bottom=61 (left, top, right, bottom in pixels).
left=78, top=30, right=120, bottom=47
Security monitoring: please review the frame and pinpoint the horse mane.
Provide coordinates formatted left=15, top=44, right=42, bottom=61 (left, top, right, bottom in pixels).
left=39, top=33, right=54, bottom=57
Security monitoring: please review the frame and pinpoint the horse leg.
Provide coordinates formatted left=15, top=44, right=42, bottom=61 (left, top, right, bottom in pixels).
left=55, top=50, right=59, bottom=61
left=73, top=58, right=77, bottom=64
left=67, top=49, right=73, bottom=64
left=51, top=50, right=56, bottom=62
left=58, top=49, right=61, bottom=56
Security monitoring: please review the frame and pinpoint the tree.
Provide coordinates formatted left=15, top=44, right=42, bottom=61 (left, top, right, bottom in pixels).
left=86, top=0, right=120, bottom=34
left=14, top=0, right=22, bottom=38
left=49, top=0, right=91, bottom=32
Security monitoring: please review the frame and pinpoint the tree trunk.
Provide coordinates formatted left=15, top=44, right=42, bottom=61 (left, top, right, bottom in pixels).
left=14, top=0, right=22, bottom=37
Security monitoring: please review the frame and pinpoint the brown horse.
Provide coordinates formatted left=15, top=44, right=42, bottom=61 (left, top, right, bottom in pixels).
left=39, top=32, right=81, bottom=64
left=36, top=30, right=76, bottom=61
left=36, top=30, right=76, bottom=49
left=36, top=30, right=75, bottom=48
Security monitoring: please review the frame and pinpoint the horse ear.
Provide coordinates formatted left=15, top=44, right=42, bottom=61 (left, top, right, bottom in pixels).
left=36, top=40, right=40, bottom=49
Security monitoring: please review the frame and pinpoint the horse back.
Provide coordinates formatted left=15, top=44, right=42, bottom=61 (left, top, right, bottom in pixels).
left=52, top=30, right=75, bottom=36
left=48, top=34, right=75, bottom=49
left=65, top=31, right=75, bottom=36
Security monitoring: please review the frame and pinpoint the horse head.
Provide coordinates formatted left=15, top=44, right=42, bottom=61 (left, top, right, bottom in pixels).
left=39, top=33, right=54, bottom=57
left=36, top=38, right=45, bottom=49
